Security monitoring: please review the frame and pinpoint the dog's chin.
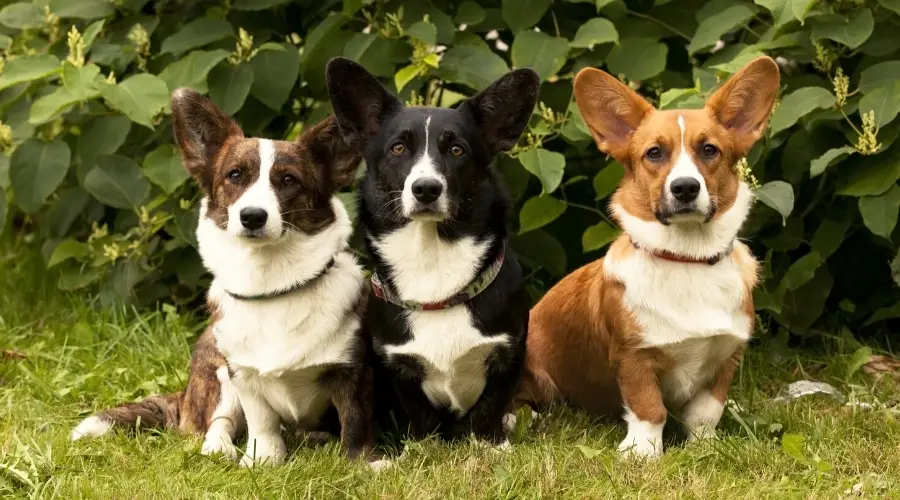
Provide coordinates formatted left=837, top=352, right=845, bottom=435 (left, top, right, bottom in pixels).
left=231, top=227, right=285, bottom=246
left=407, top=206, right=448, bottom=222
left=655, top=203, right=713, bottom=226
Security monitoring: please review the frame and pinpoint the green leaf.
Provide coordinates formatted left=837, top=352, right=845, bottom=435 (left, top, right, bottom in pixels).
left=58, top=267, right=104, bottom=291
left=593, top=162, right=624, bottom=199
left=437, top=45, right=509, bottom=91
left=511, top=31, right=569, bottom=81
left=576, top=445, right=603, bottom=459
left=754, top=0, right=816, bottom=29
left=502, top=0, right=550, bottom=32
left=859, top=82, right=900, bottom=129
left=511, top=229, right=567, bottom=277
left=49, top=0, right=114, bottom=19
left=810, top=9, right=874, bottom=49
left=48, top=239, right=89, bottom=268
left=232, top=0, right=291, bottom=10
left=858, top=61, right=900, bottom=95
left=756, top=180, right=794, bottom=221
left=836, top=143, right=900, bottom=196
left=560, top=102, right=592, bottom=143
left=893, top=249, right=900, bottom=288
left=0, top=189, right=6, bottom=237
left=159, top=49, right=230, bottom=94
left=343, top=0, right=364, bottom=17
left=689, top=1, right=758, bottom=55
left=0, top=155, right=8, bottom=188
left=63, top=62, right=102, bottom=100
left=0, top=55, right=61, bottom=92
left=847, top=346, right=873, bottom=378
left=783, top=252, right=821, bottom=290
left=407, top=21, right=437, bottom=45
left=9, top=139, right=71, bottom=213
left=343, top=33, right=409, bottom=78
left=394, top=65, right=421, bottom=93
left=768, top=87, right=834, bottom=135
left=582, top=222, right=620, bottom=252
left=659, top=87, right=701, bottom=110
left=143, top=144, right=188, bottom=194
left=250, top=43, right=300, bottom=111
left=781, top=434, right=808, bottom=464
left=570, top=18, right=619, bottom=49
left=0, top=3, right=43, bottom=29
left=810, top=146, right=855, bottom=178
left=208, top=63, right=254, bottom=115
left=77, top=115, right=132, bottom=172
left=519, top=195, right=567, bottom=234
left=606, top=38, right=668, bottom=81
left=99, top=74, right=169, bottom=129
left=858, top=184, right=900, bottom=239
left=455, top=1, right=486, bottom=25
left=880, top=0, right=900, bottom=15
left=84, top=155, right=152, bottom=210
left=519, top=148, right=566, bottom=194
left=160, top=18, right=233, bottom=56
left=29, top=87, right=80, bottom=125
left=810, top=217, right=851, bottom=259
left=82, top=20, right=105, bottom=51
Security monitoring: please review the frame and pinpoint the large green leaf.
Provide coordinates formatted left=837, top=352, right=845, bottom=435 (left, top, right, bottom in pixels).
left=511, top=31, right=569, bottom=81
left=859, top=82, right=900, bottom=129
left=768, top=87, right=834, bottom=135
left=49, top=0, right=114, bottom=19
left=502, top=0, right=550, bottom=32
left=810, top=9, right=874, bottom=49
left=835, top=143, right=900, bottom=197
left=519, top=195, right=567, bottom=234
left=9, top=139, right=71, bottom=213
left=810, top=146, right=855, bottom=178
left=782, top=252, right=821, bottom=290
left=881, top=0, right=900, bottom=15
left=29, top=87, right=80, bottom=125
left=343, top=33, right=409, bottom=78
left=455, top=1, right=486, bottom=25
left=510, top=229, right=567, bottom=277
left=0, top=189, right=7, bottom=237
left=160, top=18, right=233, bottom=56
left=63, top=63, right=102, bottom=100
left=858, top=61, right=900, bottom=95
left=407, top=21, right=437, bottom=45
left=593, top=162, right=625, bottom=199
left=582, top=222, right=620, bottom=252
left=0, top=55, right=61, bottom=92
left=756, top=180, right=794, bottom=221
left=437, top=45, right=509, bottom=91
left=77, top=115, right=132, bottom=171
left=232, top=0, right=291, bottom=10
left=754, top=0, right=816, bottom=29
left=208, top=63, right=254, bottom=115
left=858, top=185, right=900, bottom=239
left=29, top=64, right=103, bottom=125
left=143, top=144, right=189, bottom=194
left=0, top=3, right=43, bottom=29
left=519, top=148, right=566, bottom=194
left=570, top=18, right=619, bottom=49
left=606, top=38, right=668, bottom=81
left=0, top=155, right=8, bottom=188
left=811, top=217, right=851, bottom=259
left=159, top=49, right=230, bottom=94
left=99, top=74, right=169, bottom=129
left=84, top=155, right=151, bottom=210
left=48, top=239, right=89, bottom=268
left=250, top=43, right=300, bottom=111
left=689, top=0, right=758, bottom=54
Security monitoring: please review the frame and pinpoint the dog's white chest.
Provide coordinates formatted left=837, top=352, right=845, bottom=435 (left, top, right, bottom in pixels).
left=605, top=251, right=752, bottom=347
left=384, top=307, right=509, bottom=415
left=233, top=366, right=332, bottom=426
left=658, top=335, right=742, bottom=407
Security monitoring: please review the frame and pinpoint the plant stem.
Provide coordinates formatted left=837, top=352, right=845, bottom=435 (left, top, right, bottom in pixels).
left=626, top=10, right=691, bottom=42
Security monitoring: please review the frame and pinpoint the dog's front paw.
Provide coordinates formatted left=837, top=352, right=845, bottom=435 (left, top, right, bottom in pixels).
left=240, top=434, right=287, bottom=468
left=617, top=433, right=663, bottom=459
left=201, top=434, right=239, bottom=460
left=368, top=458, right=394, bottom=472
left=684, top=424, right=717, bottom=443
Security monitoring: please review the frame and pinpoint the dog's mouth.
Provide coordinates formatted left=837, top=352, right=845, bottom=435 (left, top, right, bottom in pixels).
left=655, top=201, right=716, bottom=225
left=409, top=203, right=448, bottom=222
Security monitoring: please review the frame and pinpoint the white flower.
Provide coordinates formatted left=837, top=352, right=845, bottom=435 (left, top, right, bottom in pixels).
left=485, top=29, right=499, bottom=40
left=495, top=40, right=509, bottom=52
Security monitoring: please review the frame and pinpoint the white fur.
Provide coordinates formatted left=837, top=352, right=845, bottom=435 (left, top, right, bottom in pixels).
left=618, top=408, right=664, bottom=458
left=374, top=220, right=507, bottom=416
left=502, top=409, right=540, bottom=432
left=71, top=415, right=112, bottom=441
left=199, top=192, right=364, bottom=466
left=200, top=367, right=243, bottom=460
left=401, top=116, right=449, bottom=218
left=664, top=116, right=711, bottom=221
left=227, top=138, right=283, bottom=239
left=681, top=389, right=725, bottom=442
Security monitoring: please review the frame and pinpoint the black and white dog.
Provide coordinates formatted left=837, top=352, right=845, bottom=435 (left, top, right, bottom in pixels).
left=326, top=58, right=539, bottom=448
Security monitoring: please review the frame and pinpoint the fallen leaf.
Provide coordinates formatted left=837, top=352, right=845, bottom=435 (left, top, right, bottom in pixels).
left=2, top=350, right=26, bottom=360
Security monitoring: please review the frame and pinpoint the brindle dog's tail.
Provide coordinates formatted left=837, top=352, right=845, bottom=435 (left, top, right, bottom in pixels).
left=71, top=392, right=184, bottom=441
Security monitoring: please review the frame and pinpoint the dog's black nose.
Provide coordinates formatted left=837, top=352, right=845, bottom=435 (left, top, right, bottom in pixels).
left=670, top=177, right=701, bottom=202
left=411, top=178, right=443, bottom=204
left=239, top=207, right=268, bottom=230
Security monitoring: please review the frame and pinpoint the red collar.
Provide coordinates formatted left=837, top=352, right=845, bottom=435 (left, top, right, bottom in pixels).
left=630, top=238, right=731, bottom=265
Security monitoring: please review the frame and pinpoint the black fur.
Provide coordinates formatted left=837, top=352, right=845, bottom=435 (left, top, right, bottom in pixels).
left=326, top=57, right=539, bottom=446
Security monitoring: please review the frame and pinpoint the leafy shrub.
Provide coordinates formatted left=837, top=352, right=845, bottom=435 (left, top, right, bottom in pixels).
left=1, top=0, right=899, bottom=338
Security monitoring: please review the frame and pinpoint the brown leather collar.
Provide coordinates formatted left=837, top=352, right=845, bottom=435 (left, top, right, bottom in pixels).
left=630, top=238, right=732, bottom=265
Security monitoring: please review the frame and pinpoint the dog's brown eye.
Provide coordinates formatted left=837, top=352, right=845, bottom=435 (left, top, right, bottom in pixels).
left=646, top=147, right=663, bottom=161
left=450, top=145, right=464, bottom=157
left=702, top=144, right=719, bottom=157
left=282, top=174, right=297, bottom=186
left=228, top=169, right=241, bottom=181
left=391, top=143, right=405, bottom=155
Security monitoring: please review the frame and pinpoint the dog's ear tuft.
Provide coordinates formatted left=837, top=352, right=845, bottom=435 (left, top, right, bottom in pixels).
left=302, top=116, right=362, bottom=191
left=170, top=88, right=243, bottom=191
left=325, top=57, right=402, bottom=149
left=459, top=68, right=540, bottom=154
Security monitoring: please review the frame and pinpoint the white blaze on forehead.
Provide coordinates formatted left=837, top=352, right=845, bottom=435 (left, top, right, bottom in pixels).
left=402, top=115, right=449, bottom=217
left=665, top=115, right=710, bottom=214
left=227, top=138, right=284, bottom=237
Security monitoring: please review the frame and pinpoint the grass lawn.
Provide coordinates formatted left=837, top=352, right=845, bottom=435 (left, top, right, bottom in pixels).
left=2, top=241, right=899, bottom=499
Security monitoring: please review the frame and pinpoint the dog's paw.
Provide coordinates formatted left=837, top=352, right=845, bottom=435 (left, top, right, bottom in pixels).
left=502, top=409, right=540, bottom=433
left=239, top=435, right=287, bottom=468
left=617, top=434, right=663, bottom=459
left=368, top=458, right=394, bottom=472
left=201, top=435, right=239, bottom=461
left=71, top=416, right=112, bottom=442
left=684, top=425, right=717, bottom=443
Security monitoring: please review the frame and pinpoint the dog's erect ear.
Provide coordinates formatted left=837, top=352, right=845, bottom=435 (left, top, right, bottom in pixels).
left=170, top=88, right=243, bottom=191
left=705, top=56, right=780, bottom=156
left=301, top=115, right=362, bottom=191
left=458, top=68, right=540, bottom=154
left=326, top=57, right=402, bottom=148
left=573, top=68, right=653, bottom=164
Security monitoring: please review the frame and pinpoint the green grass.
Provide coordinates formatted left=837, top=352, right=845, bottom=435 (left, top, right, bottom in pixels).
left=2, top=242, right=899, bottom=499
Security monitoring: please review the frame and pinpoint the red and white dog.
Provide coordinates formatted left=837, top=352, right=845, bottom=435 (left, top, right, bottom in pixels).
left=511, top=57, right=780, bottom=457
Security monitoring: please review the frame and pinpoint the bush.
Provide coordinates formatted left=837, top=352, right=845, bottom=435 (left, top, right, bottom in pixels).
left=0, top=0, right=898, bottom=338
